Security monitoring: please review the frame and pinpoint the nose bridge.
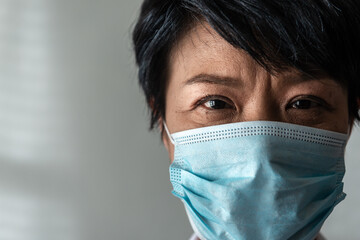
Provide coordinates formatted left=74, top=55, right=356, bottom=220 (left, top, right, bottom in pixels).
left=242, top=76, right=282, bottom=122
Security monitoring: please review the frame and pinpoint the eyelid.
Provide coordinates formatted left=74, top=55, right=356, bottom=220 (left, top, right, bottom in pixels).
left=286, top=95, right=333, bottom=110
left=193, top=95, right=235, bottom=110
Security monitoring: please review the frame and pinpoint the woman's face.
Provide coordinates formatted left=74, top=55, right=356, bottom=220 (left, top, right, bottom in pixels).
left=163, top=22, right=350, bottom=161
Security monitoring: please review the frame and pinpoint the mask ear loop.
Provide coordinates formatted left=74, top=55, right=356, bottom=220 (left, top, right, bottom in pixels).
left=163, top=122, right=175, bottom=145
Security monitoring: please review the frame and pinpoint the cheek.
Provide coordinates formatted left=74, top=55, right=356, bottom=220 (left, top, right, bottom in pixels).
left=164, top=81, right=181, bottom=130
left=169, top=146, right=175, bottom=163
left=324, top=117, right=348, bottom=134
left=336, top=92, right=350, bottom=132
left=323, top=94, right=349, bottom=134
left=166, top=140, right=175, bottom=163
left=164, top=84, right=196, bottom=132
left=163, top=83, right=184, bottom=162
left=333, top=110, right=350, bottom=133
left=161, top=125, right=175, bottom=162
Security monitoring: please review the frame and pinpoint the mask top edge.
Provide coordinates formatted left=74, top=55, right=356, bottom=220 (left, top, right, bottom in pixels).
left=171, top=121, right=348, bottom=144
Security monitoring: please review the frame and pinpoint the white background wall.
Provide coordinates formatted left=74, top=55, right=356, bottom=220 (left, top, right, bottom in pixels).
left=0, top=0, right=358, bottom=239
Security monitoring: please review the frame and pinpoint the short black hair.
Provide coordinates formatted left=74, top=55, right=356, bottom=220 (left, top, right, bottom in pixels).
left=133, top=0, right=360, bottom=129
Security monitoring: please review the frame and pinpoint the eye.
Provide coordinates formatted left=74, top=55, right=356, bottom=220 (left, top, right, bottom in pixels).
left=286, top=96, right=329, bottom=110
left=285, top=95, right=336, bottom=125
left=195, top=95, right=235, bottom=110
left=290, top=99, right=320, bottom=109
left=204, top=99, right=231, bottom=109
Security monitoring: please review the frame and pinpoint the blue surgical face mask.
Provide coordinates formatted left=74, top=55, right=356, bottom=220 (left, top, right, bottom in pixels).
left=165, top=121, right=348, bottom=240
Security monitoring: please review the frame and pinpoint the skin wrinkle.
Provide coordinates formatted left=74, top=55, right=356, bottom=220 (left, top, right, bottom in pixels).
left=183, top=74, right=242, bottom=88
left=163, top=22, right=350, bottom=162
left=132, top=2, right=360, bottom=239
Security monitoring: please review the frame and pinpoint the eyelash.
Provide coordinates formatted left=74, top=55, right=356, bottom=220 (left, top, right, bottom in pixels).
left=285, top=95, right=332, bottom=111
left=194, top=95, right=331, bottom=111
left=194, top=95, right=235, bottom=110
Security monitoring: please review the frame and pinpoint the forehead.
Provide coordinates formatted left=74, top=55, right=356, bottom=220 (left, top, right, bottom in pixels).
left=167, top=22, right=344, bottom=91
left=169, top=22, right=260, bottom=80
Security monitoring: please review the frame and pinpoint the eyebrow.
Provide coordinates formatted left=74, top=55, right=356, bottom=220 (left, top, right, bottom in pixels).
left=289, top=72, right=319, bottom=82
left=183, top=74, right=241, bottom=87
left=182, top=71, right=329, bottom=89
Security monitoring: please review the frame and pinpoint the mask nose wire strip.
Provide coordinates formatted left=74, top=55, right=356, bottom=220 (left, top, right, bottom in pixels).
left=163, top=122, right=175, bottom=145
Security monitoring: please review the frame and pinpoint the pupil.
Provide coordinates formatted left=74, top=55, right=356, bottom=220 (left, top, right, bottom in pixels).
left=209, top=100, right=226, bottom=109
left=294, top=100, right=311, bottom=109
